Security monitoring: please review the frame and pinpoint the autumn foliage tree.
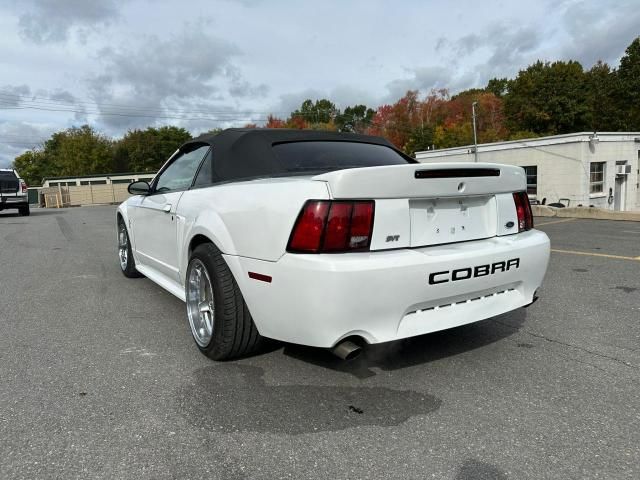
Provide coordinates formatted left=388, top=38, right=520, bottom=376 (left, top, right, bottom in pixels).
left=265, top=115, right=286, bottom=128
left=367, top=89, right=506, bottom=152
left=368, top=90, right=448, bottom=152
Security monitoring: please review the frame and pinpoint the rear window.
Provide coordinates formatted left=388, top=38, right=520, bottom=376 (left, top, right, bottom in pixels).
left=271, top=141, right=412, bottom=175
left=0, top=171, right=17, bottom=180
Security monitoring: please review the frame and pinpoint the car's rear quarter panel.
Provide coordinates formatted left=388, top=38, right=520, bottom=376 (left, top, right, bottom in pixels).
left=176, top=177, right=330, bottom=283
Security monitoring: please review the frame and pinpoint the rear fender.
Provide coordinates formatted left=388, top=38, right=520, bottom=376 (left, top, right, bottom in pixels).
left=176, top=179, right=331, bottom=284
left=179, top=209, right=237, bottom=286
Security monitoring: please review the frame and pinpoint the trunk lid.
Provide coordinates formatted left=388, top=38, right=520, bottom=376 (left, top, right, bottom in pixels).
left=312, top=163, right=524, bottom=250
left=312, top=163, right=525, bottom=199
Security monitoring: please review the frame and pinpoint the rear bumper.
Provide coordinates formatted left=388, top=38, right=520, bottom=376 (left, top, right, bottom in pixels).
left=0, top=195, right=28, bottom=207
left=225, top=230, right=550, bottom=348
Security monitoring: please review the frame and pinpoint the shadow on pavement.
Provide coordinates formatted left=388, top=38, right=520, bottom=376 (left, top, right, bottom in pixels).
left=29, top=209, right=68, bottom=216
left=282, top=309, right=528, bottom=379
left=176, top=363, right=442, bottom=434
left=455, top=459, right=508, bottom=480
left=0, top=208, right=67, bottom=218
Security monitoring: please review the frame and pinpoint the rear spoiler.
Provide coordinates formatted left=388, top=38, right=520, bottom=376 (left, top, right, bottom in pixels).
left=312, top=163, right=526, bottom=199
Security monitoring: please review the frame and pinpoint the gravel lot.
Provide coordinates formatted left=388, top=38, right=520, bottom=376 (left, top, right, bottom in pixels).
left=1, top=207, right=638, bottom=479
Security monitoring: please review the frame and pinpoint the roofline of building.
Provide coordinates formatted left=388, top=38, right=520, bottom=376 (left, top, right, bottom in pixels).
left=42, top=171, right=156, bottom=181
left=415, top=131, right=640, bottom=158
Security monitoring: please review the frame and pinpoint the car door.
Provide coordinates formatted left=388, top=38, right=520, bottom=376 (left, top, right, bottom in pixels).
left=132, top=144, right=210, bottom=282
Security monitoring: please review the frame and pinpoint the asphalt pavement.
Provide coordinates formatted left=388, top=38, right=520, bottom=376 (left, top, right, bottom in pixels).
left=0, top=207, right=638, bottom=479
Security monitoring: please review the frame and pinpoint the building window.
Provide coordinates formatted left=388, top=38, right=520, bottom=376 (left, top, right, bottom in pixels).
left=523, top=166, right=537, bottom=195
left=590, top=162, right=605, bottom=194
left=80, top=180, right=107, bottom=185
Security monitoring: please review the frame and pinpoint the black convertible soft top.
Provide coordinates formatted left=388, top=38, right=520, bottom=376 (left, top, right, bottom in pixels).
left=181, top=128, right=413, bottom=183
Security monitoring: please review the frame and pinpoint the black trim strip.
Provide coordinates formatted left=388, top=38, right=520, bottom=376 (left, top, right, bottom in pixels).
left=415, top=168, right=501, bottom=179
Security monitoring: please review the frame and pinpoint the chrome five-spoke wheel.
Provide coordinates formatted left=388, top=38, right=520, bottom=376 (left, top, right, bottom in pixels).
left=118, top=223, right=129, bottom=271
left=117, top=218, right=142, bottom=278
left=186, top=258, right=215, bottom=347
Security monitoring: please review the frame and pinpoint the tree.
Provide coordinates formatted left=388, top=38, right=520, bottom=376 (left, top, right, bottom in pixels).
left=451, top=88, right=485, bottom=101
left=28, top=125, right=114, bottom=179
left=617, top=37, right=640, bottom=129
left=404, top=125, right=435, bottom=155
left=12, top=149, right=53, bottom=186
left=265, top=115, right=287, bottom=128
left=115, top=126, right=191, bottom=172
left=368, top=90, right=454, bottom=153
left=475, top=92, right=508, bottom=143
left=285, top=115, right=310, bottom=129
left=291, top=99, right=337, bottom=125
left=486, top=78, right=509, bottom=97
left=154, top=126, right=193, bottom=163
left=433, top=122, right=473, bottom=149
left=114, top=129, right=155, bottom=173
left=334, top=105, right=375, bottom=133
left=504, top=60, right=589, bottom=135
left=584, top=61, right=620, bottom=131
left=367, top=91, right=422, bottom=151
left=368, top=102, right=407, bottom=149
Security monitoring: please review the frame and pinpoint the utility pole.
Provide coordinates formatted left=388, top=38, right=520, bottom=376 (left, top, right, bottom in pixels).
left=472, top=101, right=479, bottom=163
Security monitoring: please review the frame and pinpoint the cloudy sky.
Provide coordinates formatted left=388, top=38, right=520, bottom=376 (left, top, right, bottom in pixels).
left=1, top=0, right=638, bottom=167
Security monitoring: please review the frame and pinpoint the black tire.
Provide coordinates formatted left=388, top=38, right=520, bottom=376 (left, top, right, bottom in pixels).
left=188, top=243, right=263, bottom=360
left=117, top=217, right=142, bottom=278
left=19, top=205, right=30, bottom=216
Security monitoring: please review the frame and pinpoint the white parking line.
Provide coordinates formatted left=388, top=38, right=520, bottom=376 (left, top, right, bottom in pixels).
left=551, top=248, right=640, bottom=262
left=536, top=218, right=577, bottom=226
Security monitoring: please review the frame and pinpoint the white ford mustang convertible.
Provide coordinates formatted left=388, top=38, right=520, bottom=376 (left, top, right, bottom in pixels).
left=117, top=129, right=549, bottom=360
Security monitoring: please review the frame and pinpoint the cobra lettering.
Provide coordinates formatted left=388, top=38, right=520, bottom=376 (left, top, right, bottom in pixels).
left=428, top=258, right=520, bottom=285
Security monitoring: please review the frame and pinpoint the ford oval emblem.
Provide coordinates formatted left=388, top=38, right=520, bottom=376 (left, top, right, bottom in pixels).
left=505, top=221, right=515, bottom=229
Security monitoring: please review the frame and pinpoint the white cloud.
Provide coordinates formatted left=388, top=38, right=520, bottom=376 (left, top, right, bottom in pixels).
left=15, top=0, right=123, bottom=44
left=0, top=0, right=637, bottom=166
left=559, top=0, right=640, bottom=66
left=0, top=121, right=56, bottom=168
left=385, top=66, right=453, bottom=101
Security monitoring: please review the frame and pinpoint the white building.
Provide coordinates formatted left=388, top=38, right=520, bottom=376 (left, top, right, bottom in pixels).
left=41, top=172, right=156, bottom=188
left=415, top=132, right=640, bottom=212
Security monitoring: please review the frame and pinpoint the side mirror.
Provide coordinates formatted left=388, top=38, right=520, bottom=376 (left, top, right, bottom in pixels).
left=128, top=181, right=150, bottom=195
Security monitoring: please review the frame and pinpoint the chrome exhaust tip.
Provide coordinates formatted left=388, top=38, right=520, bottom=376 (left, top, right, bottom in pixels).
left=330, top=340, right=362, bottom=361
left=524, top=290, right=539, bottom=308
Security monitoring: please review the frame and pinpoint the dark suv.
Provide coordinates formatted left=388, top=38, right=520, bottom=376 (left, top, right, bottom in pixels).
left=0, top=169, right=29, bottom=216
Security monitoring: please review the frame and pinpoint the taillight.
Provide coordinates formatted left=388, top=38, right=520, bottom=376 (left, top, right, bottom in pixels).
left=288, top=201, right=330, bottom=252
left=512, top=192, right=533, bottom=232
left=288, top=200, right=375, bottom=253
left=21, top=182, right=27, bottom=193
